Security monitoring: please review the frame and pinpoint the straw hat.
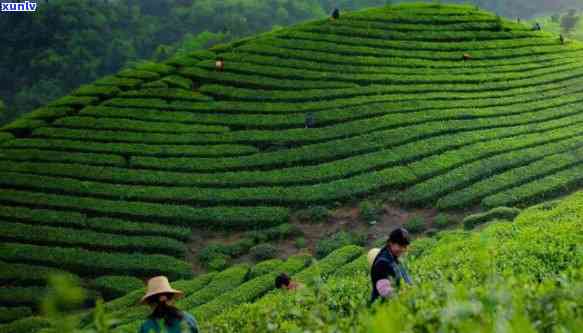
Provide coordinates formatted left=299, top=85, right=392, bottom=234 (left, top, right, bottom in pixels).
left=367, top=248, right=381, bottom=268
left=140, top=276, right=184, bottom=304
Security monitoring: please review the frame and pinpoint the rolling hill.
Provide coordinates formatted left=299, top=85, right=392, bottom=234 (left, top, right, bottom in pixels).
left=1, top=2, right=583, bottom=327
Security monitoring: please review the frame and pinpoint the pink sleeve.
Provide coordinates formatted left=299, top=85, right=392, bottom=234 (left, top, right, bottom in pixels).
left=376, top=279, right=393, bottom=297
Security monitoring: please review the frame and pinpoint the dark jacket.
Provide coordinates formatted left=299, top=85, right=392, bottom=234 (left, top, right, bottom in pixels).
left=370, top=247, right=411, bottom=304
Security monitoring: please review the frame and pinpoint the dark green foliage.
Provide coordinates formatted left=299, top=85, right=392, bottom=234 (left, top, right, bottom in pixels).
left=0, top=307, right=32, bottom=324
left=405, top=216, right=426, bottom=233
left=358, top=200, right=383, bottom=222
left=92, top=276, right=143, bottom=300
left=0, top=222, right=187, bottom=258
left=295, top=206, right=332, bottom=223
left=0, top=287, right=44, bottom=307
left=199, top=224, right=300, bottom=268
left=250, top=244, right=277, bottom=261
left=463, top=207, right=522, bottom=229
left=315, top=231, right=366, bottom=259
left=73, top=85, right=121, bottom=99
left=295, top=237, right=307, bottom=249
left=0, top=316, right=50, bottom=333
left=0, top=242, right=193, bottom=280
left=434, top=213, right=454, bottom=228
left=0, top=262, right=77, bottom=287
left=208, top=255, right=231, bottom=272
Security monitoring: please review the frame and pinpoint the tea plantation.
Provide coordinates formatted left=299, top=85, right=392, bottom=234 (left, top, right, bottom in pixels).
left=4, top=185, right=581, bottom=332
left=1, top=2, right=583, bottom=327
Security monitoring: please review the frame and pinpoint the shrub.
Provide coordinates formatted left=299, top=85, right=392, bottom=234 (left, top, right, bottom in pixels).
left=208, top=254, right=230, bottom=272
left=463, top=207, right=521, bottom=230
left=316, top=231, right=366, bottom=259
left=434, top=213, right=453, bottom=228
left=0, top=306, right=32, bottom=324
left=359, top=200, right=383, bottom=222
left=249, top=259, right=284, bottom=279
left=295, top=237, right=307, bottom=249
left=405, top=216, right=426, bottom=233
left=295, top=206, right=331, bottom=224
left=250, top=244, right=277, bottom=261
left=92, top=276, right=143, bottom=300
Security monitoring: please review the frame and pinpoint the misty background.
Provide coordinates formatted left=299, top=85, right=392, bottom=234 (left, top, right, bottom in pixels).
left=1, top=0, right=582, bottom=125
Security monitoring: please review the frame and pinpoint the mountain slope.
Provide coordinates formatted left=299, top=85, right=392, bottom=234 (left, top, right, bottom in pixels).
left=1, top=2, right=583, bottom=324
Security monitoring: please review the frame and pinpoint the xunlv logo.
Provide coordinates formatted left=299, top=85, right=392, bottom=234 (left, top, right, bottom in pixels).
left=1, top=1, right=37, bottom=12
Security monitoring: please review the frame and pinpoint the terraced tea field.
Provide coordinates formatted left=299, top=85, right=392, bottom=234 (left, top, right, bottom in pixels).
left=1, top=3, right=583, bottom=325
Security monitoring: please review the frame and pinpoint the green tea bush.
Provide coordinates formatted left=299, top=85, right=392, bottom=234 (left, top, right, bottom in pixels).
left=250, top=244, right=277, bottom=261
left=463, top=207, right=521, bottom=229
left=434, top=213, right=454, bottom=228
left=0, top=307, right=32, bottom=324
left=359, top=200, right=383, bottom=222
left=92, top=276, right=143, bottom=300
left=405, top=216, right=426, bottom=233
left=295, top=237, right=307, bottom=249
left=295, top=206, right=331, bottom=223
left=315, top=231, right=366, bottom=259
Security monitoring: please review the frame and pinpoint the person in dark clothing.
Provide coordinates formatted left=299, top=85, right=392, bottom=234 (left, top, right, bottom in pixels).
left=533, top=22, right=542, bottom=31
left=331, top=8, right=340, bottom=20
left=275, top=273, right=303, bottom=291
left=560, top=34, right=565, bottom=44
left=369, top=228, right=412, bottom=305
left=139, top=276, right=198, bottom=333
left=305, top=112, right=316, bottom=128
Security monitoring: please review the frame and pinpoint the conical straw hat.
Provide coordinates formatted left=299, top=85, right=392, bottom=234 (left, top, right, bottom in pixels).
left=140, top=276, right=183, bottom=304
left=367, top=248, right=381, bottom=268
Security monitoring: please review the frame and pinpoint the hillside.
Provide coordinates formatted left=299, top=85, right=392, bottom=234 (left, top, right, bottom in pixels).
left=4, top=188, right=581, bottom=332
left=2, top=1, right=583, bottom=325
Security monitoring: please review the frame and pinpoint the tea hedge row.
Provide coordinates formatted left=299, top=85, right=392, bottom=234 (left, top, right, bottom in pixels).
left=3, top=138, right=258, bottom=158
left=54, top=116, right=230, bottom=134
left=0, top=261, right=76, bottom=287
left=91, top=276, right=144, bottom=300
left=252, top=37, right=569, bottom=62
left=482, top=163, right=583, bottom=208
left=179, top=67, right=358, bottom=90
left=128, top=104, right=583, bottom=173
left=119, top=88, right=212, bottom=102
left=236, top=41, right=582, bottom=69
left=438, top=149, right=583, bottom=209
left=0, top=242, right=192, bottom=280
left=0, top=307, right=32, bottom=324
left=6, top=113, right=583, bottom=195
left=221, top=51, right=580, bottom=79
left=0, top=148, right=126, bottom=167
left=197, top=55, right=583, bottom=87
left=0, top=204, right=191, bottom=241
left=402, top=135, right=583, bottom=204
left=462, top=207, right=521, bottom=229
left=0, top=168, right=413, bottom=205
left=35, top=91, right=583, bottom=151
left=0, top=189, right=290, bottom=229
left=301, top=24, right=544, bottom=42
left=0, top=287, right=44, bottom=307
left=0, top=221, right=187, bottom=258
left=199, top=69, right=583, bottom=102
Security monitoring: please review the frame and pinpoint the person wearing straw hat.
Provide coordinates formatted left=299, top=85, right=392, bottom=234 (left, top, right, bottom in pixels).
left=369, top=228, right=413, bottom=306
left=139, top=276, right=199, bottom=333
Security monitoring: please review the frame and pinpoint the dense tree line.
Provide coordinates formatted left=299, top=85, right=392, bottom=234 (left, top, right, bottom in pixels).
left=1, top=0, right=581, bottom=124
left=0, top=0, right=327, bottom=123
